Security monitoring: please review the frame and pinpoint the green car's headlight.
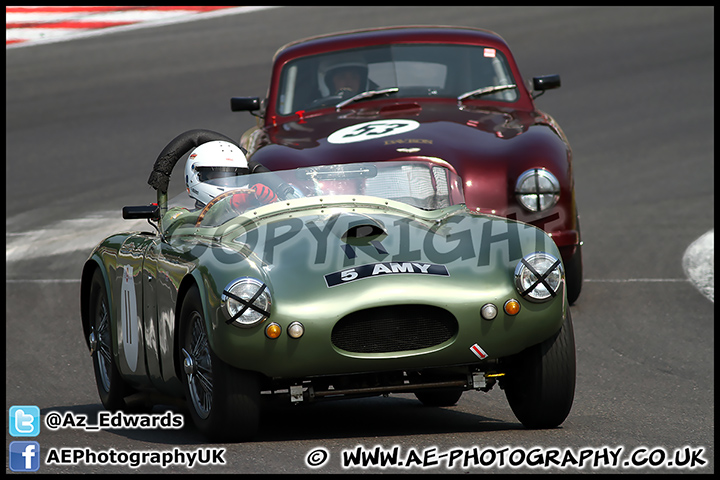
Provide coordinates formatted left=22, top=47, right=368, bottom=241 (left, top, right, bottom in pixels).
left=514, top=252, right=564, bottom=302
left=221, top=277, right=271, bottom=327
left=515, top=168, right=560, bottom=212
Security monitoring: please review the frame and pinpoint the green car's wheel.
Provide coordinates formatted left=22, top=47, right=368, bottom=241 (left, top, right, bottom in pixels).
left=179, top=285, right=260, bottom=442
left=89, top=268, right=133, bottom=410
left=415, top=388, right=463, bottom=407
left=502, top=309, right=576, bottom=429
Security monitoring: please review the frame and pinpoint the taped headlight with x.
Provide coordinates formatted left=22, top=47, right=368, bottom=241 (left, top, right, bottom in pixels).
left=514, top=252, right=564, bottom=302
left=221, top=278, right=272, bottom=327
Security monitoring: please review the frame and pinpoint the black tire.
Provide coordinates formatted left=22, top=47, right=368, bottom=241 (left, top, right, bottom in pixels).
left=415, top=388, right=463, bottom=407
left=502, top=309, right=576, bottom=429
left=179, top=285, right=260, bottom=442
left=565, top=215, right=583, bottom=305
left=88, top=268, right=133, bottom=410
left=565, top=243, right=583, bottom=305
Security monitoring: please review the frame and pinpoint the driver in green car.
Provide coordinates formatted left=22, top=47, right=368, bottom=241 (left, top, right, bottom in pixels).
left=163, top=140, right=277, bottom=231
left=184, top=140, right=277, bottom=209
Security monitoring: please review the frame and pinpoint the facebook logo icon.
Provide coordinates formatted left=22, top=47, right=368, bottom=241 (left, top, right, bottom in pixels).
left=9, top=405, right=40, bottom=437
left=9, top=441, right=41, bottom=472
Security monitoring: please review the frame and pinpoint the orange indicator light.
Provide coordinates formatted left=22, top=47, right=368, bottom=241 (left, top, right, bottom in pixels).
left=265, top=323, right=282, bottom=339
left=504, top=299, right=521, bottom=316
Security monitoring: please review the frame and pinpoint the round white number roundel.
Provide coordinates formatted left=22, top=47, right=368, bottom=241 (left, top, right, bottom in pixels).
left=327, top=119, right=420, bottom=144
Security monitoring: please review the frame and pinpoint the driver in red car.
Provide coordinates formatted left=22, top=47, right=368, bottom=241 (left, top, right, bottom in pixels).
left=320, top=55, right=368, bottom=98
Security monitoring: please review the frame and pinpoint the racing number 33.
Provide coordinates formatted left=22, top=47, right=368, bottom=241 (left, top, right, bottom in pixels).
left=327, top=119, right=420, bottom=144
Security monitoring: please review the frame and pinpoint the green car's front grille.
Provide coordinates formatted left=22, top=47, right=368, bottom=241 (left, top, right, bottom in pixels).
left=331, top=305, right=457, bottom=353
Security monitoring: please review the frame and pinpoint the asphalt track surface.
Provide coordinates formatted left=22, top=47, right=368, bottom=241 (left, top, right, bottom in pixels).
left=6, top=6, right=714, bottom=473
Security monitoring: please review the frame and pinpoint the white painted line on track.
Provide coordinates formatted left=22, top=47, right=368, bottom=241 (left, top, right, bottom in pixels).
left=6, top=212, right=148, bottom=263
left=6, top=279, right=81, bottom=283
left=585, top=279, right=688, bottom=283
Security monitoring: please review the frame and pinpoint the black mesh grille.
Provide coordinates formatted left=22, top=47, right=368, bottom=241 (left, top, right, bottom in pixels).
left=331, top=305, right=457, bottom=353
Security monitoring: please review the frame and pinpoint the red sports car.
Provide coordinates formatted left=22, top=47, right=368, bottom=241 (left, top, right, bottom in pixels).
left=231, top=25, right=583, bottom=303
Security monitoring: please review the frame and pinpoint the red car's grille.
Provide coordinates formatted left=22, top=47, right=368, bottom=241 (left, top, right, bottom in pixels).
left=331, top=305, right=457, bottom=353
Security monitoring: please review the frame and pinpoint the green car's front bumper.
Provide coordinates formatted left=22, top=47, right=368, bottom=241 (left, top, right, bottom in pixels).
left=210, top=272, right=566, bottom=379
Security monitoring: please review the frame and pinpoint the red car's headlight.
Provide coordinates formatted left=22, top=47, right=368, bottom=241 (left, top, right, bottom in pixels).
left=515, top=168, right=560, bottom=212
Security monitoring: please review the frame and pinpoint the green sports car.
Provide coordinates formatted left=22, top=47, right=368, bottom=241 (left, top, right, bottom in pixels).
left=80, top=130, right=575, bottom=442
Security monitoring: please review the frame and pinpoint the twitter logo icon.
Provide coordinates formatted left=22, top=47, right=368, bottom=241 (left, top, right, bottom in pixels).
left=9, top=406, right=40, bottom=437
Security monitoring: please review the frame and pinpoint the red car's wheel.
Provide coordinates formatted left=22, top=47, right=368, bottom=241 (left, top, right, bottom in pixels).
left=565, top=243, right=583, bottom=305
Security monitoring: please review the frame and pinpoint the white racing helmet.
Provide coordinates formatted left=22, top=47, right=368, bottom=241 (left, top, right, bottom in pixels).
left=185, top=141, right=249, bottom=205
